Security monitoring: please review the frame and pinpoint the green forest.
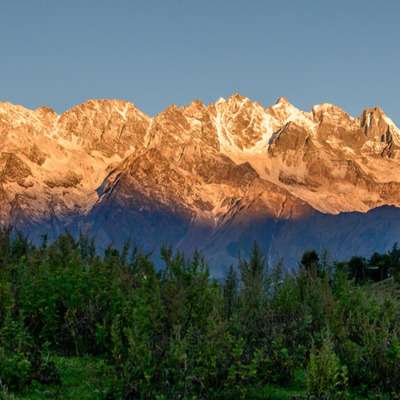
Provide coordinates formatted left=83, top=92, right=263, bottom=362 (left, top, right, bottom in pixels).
left=1, top=228, right=400, bottom=399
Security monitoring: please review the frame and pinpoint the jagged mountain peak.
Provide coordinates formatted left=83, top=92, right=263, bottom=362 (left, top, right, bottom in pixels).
left=227, top=92, right=249, bottom=103
left=275, top=96, right=290, bottom=106
left=0, top=102, right=47, bottom=129
left=35, top=106, right=57, bottom=117
left=362, top=105, right=385, bottom=117
left=312, top=102, right=349, bottom=117
left=212, top=94, right=273, bottom=153
left=55, top=98, right=150, bottom=156
left=214, top=94, right=270, bottom=117
left=58, top=98, right=149, bottom=122
left=146, top=100, right=219, bottom=152
left=270, top=95, right=297, bottom=109
left=359, top=106, right=400, bottom=142
left=266, top=97, right=315, bottom=133
left=185, top=99, right=206, bottom=111
left=158, top=100, right=208, bottom=119
left=360, top=106, right=394, bottom=129
left=2, top=96, right=400, bottom=269
left=214, top=93, right=263, bottom=110
left=311, top=103, right=357, bottom=130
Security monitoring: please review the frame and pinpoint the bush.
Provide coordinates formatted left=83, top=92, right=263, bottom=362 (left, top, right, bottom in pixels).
left=0, top=349, right=31, bottom=391
left=306, top=336, right=348, bottom=399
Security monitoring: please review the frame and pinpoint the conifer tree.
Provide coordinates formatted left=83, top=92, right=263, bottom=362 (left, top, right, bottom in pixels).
left=223, top=265, right=238, bottom=320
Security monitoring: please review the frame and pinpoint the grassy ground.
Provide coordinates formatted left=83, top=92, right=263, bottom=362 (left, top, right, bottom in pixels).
left=3, top=357, right=385, bottom=399
left=248, top=385, right=306, bottom=399
left=5, top=356, right=308, bottom=399
left=10, top=357, right=111, bottom=400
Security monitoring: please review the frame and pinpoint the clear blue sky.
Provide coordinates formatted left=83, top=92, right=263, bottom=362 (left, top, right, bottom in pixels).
left=1, top=0, right=399, bottom=122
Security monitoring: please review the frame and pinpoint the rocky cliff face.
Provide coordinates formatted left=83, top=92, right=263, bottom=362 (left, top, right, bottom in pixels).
left=1, top=95, right=400, bottom=273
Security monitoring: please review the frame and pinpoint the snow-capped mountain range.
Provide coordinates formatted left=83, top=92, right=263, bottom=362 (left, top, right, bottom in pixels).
left=2, top=94, right=400, bottom=274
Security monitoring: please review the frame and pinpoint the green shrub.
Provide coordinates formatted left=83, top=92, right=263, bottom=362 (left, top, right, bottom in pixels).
left=0, top=349, right=31, bottom=391
left=306, top=336, right=348, bottom=399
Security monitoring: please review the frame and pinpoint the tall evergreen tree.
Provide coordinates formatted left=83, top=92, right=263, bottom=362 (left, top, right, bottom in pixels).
left=223, top=265, right=238, bottom=320
left=238, top=242, right=268, bottom=340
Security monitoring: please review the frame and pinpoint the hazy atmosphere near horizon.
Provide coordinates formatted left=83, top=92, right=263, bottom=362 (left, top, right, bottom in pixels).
left=4, top=2, right=400, bottom=399
left=1, top=0, right=400, bottom=122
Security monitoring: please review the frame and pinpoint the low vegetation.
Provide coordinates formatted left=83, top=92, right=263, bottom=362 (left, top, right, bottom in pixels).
left=1, top=228, right=400, bottom=399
